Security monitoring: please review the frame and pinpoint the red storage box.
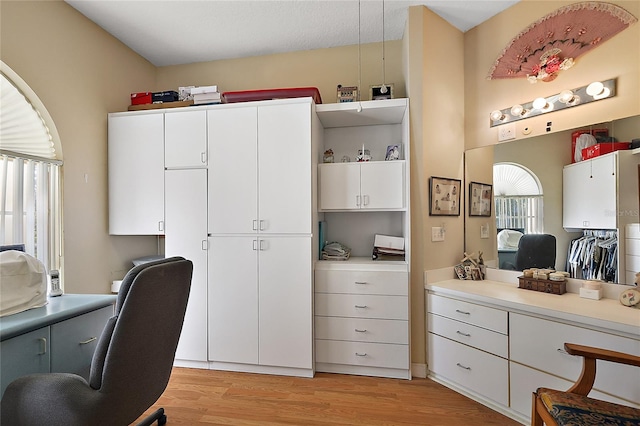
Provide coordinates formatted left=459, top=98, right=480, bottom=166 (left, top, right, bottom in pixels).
left=582, top=142, right=630, bottom=160
left=222, top=87, right=322, bottom=104
left=131, top=92, right=152, bottom=105
left=571, top=129, right=608, bottom=163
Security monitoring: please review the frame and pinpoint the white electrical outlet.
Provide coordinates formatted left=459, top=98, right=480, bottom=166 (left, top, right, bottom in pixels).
left=431, top=227, right=445, bottom=242
left=498, top=123, right=516, bottom=142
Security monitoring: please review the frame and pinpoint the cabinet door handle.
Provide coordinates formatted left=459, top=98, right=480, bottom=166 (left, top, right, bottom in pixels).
left=201, top=152, right=207, bottom=164
left=253, top=240, right=258, bottom=251
left=202, top=240, right=208, bottom=251
left=363, top=195, right=369, bottom=206
left=455, top=309, right=471, bottom=315
left=259, top=220, right=266, bottom=231
left=355, top=352, right=367, bottom=357
left=456, top=363, right=471, bottom=371
left=354, top=281, right=367, bottom=285
left=456, top=331, right=471, bottom=337
left=253, top=220, right=258, bottom=231
left=38, top=337, right=47, bottom=355
left=356, top=195, right=361, bottom=206
left=158, top=221, right=164, bottom=232
left=354, top=305, right=368, bottom=309
left=79, top=337, right=97, bottom=345
left=355, top=329, right=367, bottom=333
left=259, top=240, right=266, bottom=251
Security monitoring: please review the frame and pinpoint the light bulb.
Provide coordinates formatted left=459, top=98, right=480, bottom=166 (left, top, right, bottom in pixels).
left=586, top=81, right=610, bottom=100
left=558, top=90, right=574, bottom=103
left=510, top=104, right=528, bottom=117
left=490, top=110, right=505, bottom=121
left=532, top=97, right=547, bottom=110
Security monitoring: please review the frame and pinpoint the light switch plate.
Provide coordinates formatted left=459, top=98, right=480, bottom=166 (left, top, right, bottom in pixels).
left=498, top=123, right=516, bottom=141
left=480, top=224, right=489, bottom=239
left=431, top=227, right=445, bottom=242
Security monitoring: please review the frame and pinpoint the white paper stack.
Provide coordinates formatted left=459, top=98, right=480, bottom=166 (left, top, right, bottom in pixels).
left=191, top=85, right=222, bottom=105
left=372, top=234, right=405, bottom=260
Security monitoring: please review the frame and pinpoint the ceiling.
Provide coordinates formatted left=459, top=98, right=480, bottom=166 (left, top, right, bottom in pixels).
left=65, top=0, right=519, bottom=67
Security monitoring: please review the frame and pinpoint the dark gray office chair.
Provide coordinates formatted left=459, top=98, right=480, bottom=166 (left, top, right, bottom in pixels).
left=515, top=234, right=557, bottom=270
left=0, top=256, right=193, bottom=426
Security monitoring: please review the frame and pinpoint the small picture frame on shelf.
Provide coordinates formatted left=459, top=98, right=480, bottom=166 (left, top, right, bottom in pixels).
left=370, top=84, right=394, bottom=100
left=385, top=144, right=401, bottom=161
left=469, top=182, right=493, bottom=217
left=429, top=176, right=461, bottom=216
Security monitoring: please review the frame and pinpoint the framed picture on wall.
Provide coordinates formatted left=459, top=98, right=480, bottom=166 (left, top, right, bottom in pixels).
left=469, top=181, right=493, bottom=217
left=429, top=176, right=461, bottom=216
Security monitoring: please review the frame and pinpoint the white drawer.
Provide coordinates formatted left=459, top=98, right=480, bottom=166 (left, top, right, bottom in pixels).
left=427, top=313, right=507, bottom=358
left=510, top=313, right=640, bottom=404
left=315, top=316, right=408, bottom=344
left=427, top=294, right=507, bottom=334
left=510, top=362, right=640, bottom=419
left=428, top=333, right=508, bottom=406
left=315, top=293, right=408, bottom=320
left=315, top=339, right=409, bottom=369
left=315, top=269, right=408, bottom=296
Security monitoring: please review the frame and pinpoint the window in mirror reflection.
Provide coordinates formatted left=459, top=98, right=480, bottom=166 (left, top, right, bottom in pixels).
left=494, top=163, right=544, bottom=269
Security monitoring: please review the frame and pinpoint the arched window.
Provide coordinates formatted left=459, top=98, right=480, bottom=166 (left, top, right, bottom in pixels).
left=493, top=162, right=543, bottom=234
left=0, top=61, right=63, bottom=274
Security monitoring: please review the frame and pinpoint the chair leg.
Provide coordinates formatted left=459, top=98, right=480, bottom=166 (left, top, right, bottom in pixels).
left=531, top=392, right=543, bottom=426
left=136, top=407, right=166, bottom=426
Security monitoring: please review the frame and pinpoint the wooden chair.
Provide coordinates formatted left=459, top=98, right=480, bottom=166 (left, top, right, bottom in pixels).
left=531, top=343, right=640, bottom=426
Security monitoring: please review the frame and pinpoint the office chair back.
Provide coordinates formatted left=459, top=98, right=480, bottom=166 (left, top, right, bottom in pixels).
left=515, top=234, right=556, bottom=270
left=1, top=256, right=193, bottom=426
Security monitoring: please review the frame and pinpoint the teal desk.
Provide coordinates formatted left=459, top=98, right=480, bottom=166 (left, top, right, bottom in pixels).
left=0, top=294, right=116, bottom=397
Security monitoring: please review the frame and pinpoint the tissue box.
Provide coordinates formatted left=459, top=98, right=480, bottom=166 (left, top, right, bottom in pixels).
left=579, top=287, right=602, bottom=300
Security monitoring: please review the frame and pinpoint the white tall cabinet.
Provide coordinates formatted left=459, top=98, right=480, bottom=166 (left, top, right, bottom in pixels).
left=314, top=99, right=411, bottom=379
left=206, top=99, right=317, bottom=377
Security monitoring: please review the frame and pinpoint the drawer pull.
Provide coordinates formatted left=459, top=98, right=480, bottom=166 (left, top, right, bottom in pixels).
left=557, top=348, right=569, bottom=355
left=355, top=329, right=367, bottom=333
left=79, top=337, right=97, bottom=345
left=354, top=281, right=367, bottom=285
left=455, top=309, right=471, bottom=315
left=38, top=337, right=47, bottom=355
left=456, top=362, right=471, bottom=371
left=354, top=305, right=368, bottom=309
left=456, top=331, right=471, bottom=337
left=355, top=352, right=367, bottom=357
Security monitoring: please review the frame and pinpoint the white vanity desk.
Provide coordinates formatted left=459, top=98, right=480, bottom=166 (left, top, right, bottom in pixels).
left=425, top=277, right=640, bottom=425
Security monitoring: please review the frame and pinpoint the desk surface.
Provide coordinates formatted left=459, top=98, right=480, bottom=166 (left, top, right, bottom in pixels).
left=0, top=294, right=116, bottom=341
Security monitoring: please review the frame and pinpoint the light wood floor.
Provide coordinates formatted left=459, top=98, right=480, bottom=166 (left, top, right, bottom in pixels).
left=135, top=367, right=521, bottom=425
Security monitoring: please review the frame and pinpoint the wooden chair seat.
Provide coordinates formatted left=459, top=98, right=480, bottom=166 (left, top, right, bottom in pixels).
left=536, top=387, right=640, bottom=426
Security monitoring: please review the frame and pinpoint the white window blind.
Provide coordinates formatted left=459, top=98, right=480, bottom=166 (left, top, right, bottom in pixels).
left=0, top=66, right=62, bottom=272
left=493, top=163, right=544, bottom=234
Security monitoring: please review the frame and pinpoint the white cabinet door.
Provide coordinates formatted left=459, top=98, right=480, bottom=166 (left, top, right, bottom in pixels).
left=165, top=109, right=207, bottom=168
left=318, top=162, right=405, bottom=210
left=563, top=153, right=617, bottom=229
left=258, top=237, right=312, bottom=369
left=108, top=112, right=165, bottom=235
left=360, top=161, right=405, bottom=209
left=258, top=103, right=312, bottom=234
left=165, top=169, right=208, bottom=362
left=208, top=107, right=258, bottom=234
left=208, top=236, right=259, bottom=364
left=589, top=154, right=617, bottom=229
left=318, top=163, right=361, bottom=209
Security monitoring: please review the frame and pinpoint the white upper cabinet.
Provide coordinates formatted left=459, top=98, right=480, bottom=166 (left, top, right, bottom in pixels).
left=164, top=109, right=207, bottom=168
left=108, top=112, right=165, bottom=235
left=318, top=161, right=405, bottom=210
left=208, top=102, right=312, bottom=235
left=207, top=106, right=258, bottom=234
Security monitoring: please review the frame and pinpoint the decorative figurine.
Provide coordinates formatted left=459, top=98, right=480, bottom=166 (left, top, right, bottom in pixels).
left=323, top=149, right=334, bottom=163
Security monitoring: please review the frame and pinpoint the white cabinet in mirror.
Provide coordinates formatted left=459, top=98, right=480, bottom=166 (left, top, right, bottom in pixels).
left=465, top=115, right=640, bottom=285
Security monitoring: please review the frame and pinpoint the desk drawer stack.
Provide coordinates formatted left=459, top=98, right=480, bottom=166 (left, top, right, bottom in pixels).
left=427, top=293, right=509, bottom=406
left=314, top=262, right=410, bottom=379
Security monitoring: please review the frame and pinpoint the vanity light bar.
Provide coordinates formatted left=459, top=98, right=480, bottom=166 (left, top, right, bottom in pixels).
left=489, top=78, right=616, bottom=128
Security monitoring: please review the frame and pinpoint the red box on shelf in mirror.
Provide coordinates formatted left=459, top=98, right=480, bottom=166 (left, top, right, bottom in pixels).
left=582, top=142, right=630, bottom=160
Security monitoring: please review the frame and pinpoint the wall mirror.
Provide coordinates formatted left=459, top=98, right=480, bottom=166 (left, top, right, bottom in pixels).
left=465, top=115, right=640, bottom=285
